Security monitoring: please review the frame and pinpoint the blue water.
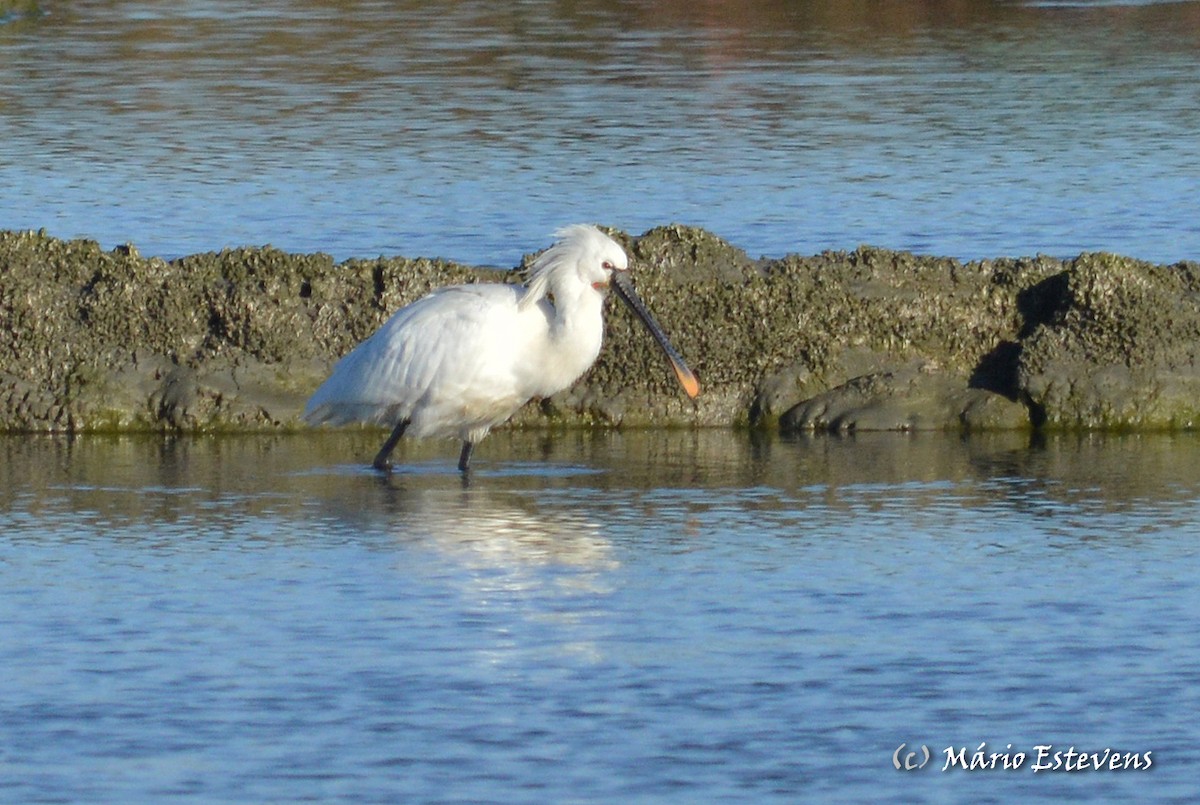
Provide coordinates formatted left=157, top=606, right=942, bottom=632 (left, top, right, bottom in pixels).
left=4, top=2, right=1200, bottom=801
left=2, top=431, right=1198, bottom=802
left=2, top=0, right=1200, bottom=264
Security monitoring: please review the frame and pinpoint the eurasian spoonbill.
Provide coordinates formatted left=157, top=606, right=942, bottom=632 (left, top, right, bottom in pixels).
left=303, top=225, right=699, bottom=472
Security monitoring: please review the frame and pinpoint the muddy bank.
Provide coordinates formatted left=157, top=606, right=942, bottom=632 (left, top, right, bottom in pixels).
left=2, top=226, right=1198, bottom=434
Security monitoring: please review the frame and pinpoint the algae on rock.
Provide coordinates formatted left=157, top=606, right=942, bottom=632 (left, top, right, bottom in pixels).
left=2, top=226, right=1199, bottom=435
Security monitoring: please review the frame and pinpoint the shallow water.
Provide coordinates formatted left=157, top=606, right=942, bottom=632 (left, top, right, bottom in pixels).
left=2, top=0, right=1200, bottom=263
left=4, top=2, right=1200, bottom=801
left=2, top=430, right=1198, bottom=802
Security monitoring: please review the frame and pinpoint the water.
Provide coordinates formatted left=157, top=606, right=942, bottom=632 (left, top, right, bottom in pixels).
left=4, top=2, right=1200, bottom=801
left=2, top=0, right=1200, bottom=264
left=2, top=430, right=1199, bottom=802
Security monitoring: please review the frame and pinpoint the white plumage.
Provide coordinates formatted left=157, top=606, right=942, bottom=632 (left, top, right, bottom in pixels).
left=304, top=225, right=698, bottom=472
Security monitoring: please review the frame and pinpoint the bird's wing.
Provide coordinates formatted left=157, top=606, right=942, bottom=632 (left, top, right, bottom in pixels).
left=303, top=284, right=526, bottom=427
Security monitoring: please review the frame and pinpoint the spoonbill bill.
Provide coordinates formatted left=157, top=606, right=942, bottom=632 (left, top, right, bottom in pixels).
left=303, top=225, right=699, bottom=472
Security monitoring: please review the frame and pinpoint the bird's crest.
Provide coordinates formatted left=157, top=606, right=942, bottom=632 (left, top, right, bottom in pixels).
left=518, top=224, right=610, bottom=310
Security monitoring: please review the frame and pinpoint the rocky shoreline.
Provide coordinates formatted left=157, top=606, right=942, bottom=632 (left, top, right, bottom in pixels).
left=2, top=226, right=1198, bottom=435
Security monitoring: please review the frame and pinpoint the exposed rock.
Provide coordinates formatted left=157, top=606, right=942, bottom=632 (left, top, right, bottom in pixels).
left=1017, top=253, right=1200, bottom=429
left=1, top=226, right=1198, bottom=434
left=779, top=361, right=1027, bottom=433
left=0, top=230, right=486, bottom=432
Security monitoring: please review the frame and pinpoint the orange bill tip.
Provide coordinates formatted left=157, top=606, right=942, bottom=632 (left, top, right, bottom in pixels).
left=673, top=363, right=700, bottom=399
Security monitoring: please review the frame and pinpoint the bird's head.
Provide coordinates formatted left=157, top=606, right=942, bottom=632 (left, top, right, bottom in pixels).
left=521, top=224, right=628, bottom=305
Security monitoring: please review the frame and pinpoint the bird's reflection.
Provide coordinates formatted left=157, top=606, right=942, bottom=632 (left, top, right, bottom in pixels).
left=303, top=462, right=621, bottom=605
left=366, top=468, right=618, bottom=665
left=372, top=470, right=617, bottom=574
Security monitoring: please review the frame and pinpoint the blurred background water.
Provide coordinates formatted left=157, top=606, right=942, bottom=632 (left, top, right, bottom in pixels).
left=2, top=0, right=1199, bottom=264
left=2, top=430, right=1199, bottom=802
left=4, top=2, right=1200, bottom=801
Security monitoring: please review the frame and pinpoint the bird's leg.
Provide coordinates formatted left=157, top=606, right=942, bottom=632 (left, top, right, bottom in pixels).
left=372, top=419, right=410, bottom=471
left=457, top=441, right=475, bottom=473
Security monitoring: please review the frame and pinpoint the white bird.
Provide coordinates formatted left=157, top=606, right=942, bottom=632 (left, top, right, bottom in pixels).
left=303, top=225, right=700, bottom=472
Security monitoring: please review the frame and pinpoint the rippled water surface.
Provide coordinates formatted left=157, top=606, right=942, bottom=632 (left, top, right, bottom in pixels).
left=2, top=430, right=1199, bottom=802
left=2, top=0, right=1200, bottom=263
left=4, top=2, right=1200, bottom=801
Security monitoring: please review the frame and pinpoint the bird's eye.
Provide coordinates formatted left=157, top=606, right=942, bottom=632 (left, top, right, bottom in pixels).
left=601, top=260, right=614, bottom=270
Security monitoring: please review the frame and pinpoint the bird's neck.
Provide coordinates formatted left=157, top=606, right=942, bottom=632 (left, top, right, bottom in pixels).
left=538, top=284, right=605, bottom=386
left=547, top=283, right=605, bottom=336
